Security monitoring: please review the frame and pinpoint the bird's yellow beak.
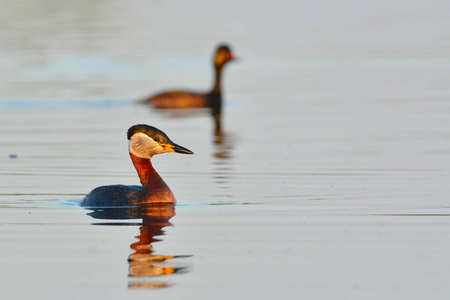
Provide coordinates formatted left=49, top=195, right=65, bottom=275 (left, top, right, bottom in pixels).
left=161, top=143, right=194, bottom=154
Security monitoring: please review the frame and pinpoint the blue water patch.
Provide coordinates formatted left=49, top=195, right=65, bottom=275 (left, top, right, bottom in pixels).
left=57, top=199, right=83, bottom=207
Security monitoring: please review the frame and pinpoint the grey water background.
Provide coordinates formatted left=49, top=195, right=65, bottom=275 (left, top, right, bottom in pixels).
left=1, top=0, right=450, bottom=299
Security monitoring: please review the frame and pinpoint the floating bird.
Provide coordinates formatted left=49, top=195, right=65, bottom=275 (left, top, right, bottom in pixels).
left=140, top=44, right=236, bottom=108
left=81, top=124, right=193, bottom=207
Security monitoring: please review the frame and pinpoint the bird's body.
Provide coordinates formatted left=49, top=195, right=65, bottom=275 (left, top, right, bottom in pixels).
left=81, top=184, right=145, bottom=207
left=148, top=91, right=210, bottom=109
left=81, top=125, right=193, bottom=207
left=140, top=44, right=236, bottom=108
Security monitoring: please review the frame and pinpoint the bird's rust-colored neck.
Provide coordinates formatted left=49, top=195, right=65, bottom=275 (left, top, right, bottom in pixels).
left=211, top=64, right=223, bottom=94
left=129, top=152, right=175, bottom=203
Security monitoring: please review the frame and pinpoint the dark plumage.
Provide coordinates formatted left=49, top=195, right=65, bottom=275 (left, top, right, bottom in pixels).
left=81, top=185, right=143, bottom=207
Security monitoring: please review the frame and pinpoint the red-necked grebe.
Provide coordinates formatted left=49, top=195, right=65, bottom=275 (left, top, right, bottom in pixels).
left=140, top=44, right=236, bottom=108
left=81, top=124, right=193, bottom=207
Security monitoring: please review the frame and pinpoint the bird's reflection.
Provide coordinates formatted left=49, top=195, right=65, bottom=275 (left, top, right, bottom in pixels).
left=211, top=107, right=234, bottom=160
left=86, top=205, right=191, bottom=289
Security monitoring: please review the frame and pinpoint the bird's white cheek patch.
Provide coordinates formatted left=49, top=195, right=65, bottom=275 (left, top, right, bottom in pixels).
left=129, top=133, right=164, bottom=158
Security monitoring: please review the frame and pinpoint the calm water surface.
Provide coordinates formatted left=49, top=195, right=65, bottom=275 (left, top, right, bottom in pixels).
left=1, top=1, right=450, bottom=299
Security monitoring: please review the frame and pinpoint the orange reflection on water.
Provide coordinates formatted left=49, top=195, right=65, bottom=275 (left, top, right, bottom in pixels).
left=86, top=205, right=191, bottom=289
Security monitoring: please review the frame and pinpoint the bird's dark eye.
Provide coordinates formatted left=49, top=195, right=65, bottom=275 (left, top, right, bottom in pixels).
left=154, top=136, right=160, bottom=142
